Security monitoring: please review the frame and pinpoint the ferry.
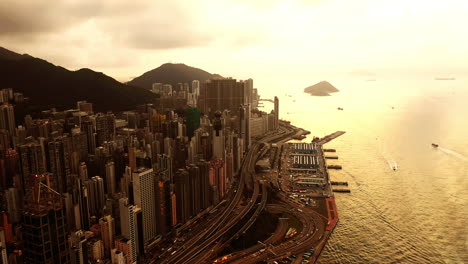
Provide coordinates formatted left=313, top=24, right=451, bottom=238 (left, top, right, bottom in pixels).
left=432, top=143, right=439, bottom=148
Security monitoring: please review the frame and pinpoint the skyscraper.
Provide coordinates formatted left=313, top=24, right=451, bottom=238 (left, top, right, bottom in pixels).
left=47, top=137, right=71, bottom=194
left=185, top=108, right=200, bottom=139
left=200, top=79, right=245, bottom=114
left=210, top=158, right=226, bottom=199
left=174, top=169, right=190, bottom=224
left=0, top=229, right=8, bottom=264
left=197, top=160, right=212, bottom=209
left=132, top=168, right=157, bottom=243
left=212, top=111, right=225, bottom=159
left=18, top=141, right=47, bottom=193
left=119, top=198, right=140, bottom=264
left=151, top=83, right=163, bottom=95
left=22, top=174, right=70, bottom=264
left=105, top=161, right=116, bottom=195
left=81, top=119, right=96, bottom=155
left=3, top=148, right=18, bottom=189
left=187, top=164, right=201, bottom=216
left=69, top=230, right=89, bottom=264
left=192, top=80, right=200, bottom=96
left=274, top=96, right=279, bottom=129
left=155, top=180, right=170, bottom=236
left=244, top=78, right=253, bottom=105
left=99, top=214, right=115, bottom=257
left=0, top=103, right=15, bottom=136
left=84, top=176, right=105, bottom=218
left=96, top=113, right=116, bottom=146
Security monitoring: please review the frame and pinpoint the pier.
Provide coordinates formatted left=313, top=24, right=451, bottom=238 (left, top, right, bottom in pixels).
left=316, top=131, right=346, bottom=145
left=331, top=181, right=348, bottom=186
left=332, top=189, right=351, bottom=193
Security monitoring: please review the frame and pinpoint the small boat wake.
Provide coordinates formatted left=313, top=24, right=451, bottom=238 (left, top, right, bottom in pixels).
left=437, top=147, right=468, bottom=161
left=387, top=160, right=398, bottom=171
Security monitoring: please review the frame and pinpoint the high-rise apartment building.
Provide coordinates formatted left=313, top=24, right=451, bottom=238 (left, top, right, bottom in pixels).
left=192, top=80, right=200, bottom=96
left=18, top=141, right=47, bottom=193
left=244, top=78, right=253, bottom=105
left=69, top=230, right=89, bottom=264
left=119, top=198, right=141, bottom=264
left=132, top=168, right=157, bottom=243
left=0, top=103, right=15, bottom=136
left=99, top=215, right=115, bottom=257
left=22, top=175, right=70, bottom=264
left=105, top=161, right=116, bottom=195
left=0, top=229, right=8, bottom=264
left=77, top=101, right=93, bottom=114
left=152, top=83, right=163, bottom=95
left=96, top=113, right=116, bottom=146
left=174, top=169, right=190, bottom=224
left=210, top=158, right=226, bottom=199
left=199, top=79, right=245, bottom=114
left=274, top=96, right=279, bottom=129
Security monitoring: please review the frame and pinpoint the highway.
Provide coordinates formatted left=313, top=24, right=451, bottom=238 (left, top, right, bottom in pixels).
left=157, top=138, right=272, bottom=263
left=213, top=216, right=290, bottom=263
left=235, top=202, right=325, bottom=264
left=153, top=121, right=314, bottom=263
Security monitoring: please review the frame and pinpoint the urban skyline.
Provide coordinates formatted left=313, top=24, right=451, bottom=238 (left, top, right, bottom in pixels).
left=1, top=78, right=329, bottom=264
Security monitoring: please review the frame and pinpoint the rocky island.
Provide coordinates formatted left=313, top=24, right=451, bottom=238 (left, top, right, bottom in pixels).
left=304, top=81, right=339, bottom=96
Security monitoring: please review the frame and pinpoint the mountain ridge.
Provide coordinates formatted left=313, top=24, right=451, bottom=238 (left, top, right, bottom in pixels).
left=0, top=47, right=156, bottom=113
left=128, top=63, right=223, bottom=90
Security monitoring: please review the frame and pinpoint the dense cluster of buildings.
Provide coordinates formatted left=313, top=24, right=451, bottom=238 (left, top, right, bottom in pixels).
left=0, top=79, right=279, bottom=264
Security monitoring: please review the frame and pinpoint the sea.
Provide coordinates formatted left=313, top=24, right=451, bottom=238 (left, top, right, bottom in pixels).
left=259, top=76, right=468, bottom=264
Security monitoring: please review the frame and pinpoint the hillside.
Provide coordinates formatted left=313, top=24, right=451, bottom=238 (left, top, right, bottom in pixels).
left=304, top=81, right=339, bottom=96
left=128, top=63, right=223, bottom=90
left=0, top=47, right=156, bottom=112
left=0, top=47, right=31, bottom=61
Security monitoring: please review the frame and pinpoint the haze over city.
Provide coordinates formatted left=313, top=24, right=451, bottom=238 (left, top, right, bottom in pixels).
left=0, top=1, right=467, bottom=264
left=2, top=0, right=468, bottom=85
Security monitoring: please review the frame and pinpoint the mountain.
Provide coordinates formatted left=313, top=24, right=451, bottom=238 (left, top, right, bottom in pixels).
left=304, top=81, right=339, bottom=96
left=0, top=47, right=31, bottom=61
left=0, top=47, right=156, bottom=112
left=128, top=63, right=223, bottom=90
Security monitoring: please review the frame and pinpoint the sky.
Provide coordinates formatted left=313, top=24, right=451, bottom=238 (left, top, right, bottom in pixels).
left=1, top=0, right=468, bottom=89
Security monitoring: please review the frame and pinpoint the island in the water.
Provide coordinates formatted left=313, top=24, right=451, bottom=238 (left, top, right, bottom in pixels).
left=304, top=81, right=339, bottom=96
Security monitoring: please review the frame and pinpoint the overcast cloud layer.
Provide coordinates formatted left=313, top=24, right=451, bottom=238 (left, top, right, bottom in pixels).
left=1, top=0, right=467, bottom=84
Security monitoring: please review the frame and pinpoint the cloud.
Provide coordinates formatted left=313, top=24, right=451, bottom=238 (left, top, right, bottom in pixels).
left=0, top=0, right=214, bottom=50
left=0, top=0, right=281, bottom=54
left=0, top=1, right=92, bottom=36
left=95, top=1, right=215, bottom=50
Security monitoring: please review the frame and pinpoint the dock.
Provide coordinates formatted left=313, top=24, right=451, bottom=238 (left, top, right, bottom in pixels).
left=332, top=189, right=351, bottom=193
left=325, top=156, right=338, bottom=159
left=317, top=131, right=346, bottom=145
left=331, top=181, right=348, bottom=186
left=327, top=165, right=342, bottom=170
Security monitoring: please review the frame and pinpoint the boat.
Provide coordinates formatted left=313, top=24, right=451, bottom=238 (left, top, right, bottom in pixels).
left=337, top=107, right=343, bottom=110
left=435, top=77, right=455, bottom=81
left=432, top=143, right=439, bottom=147
left=392, top=166, right=396, bottom=171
